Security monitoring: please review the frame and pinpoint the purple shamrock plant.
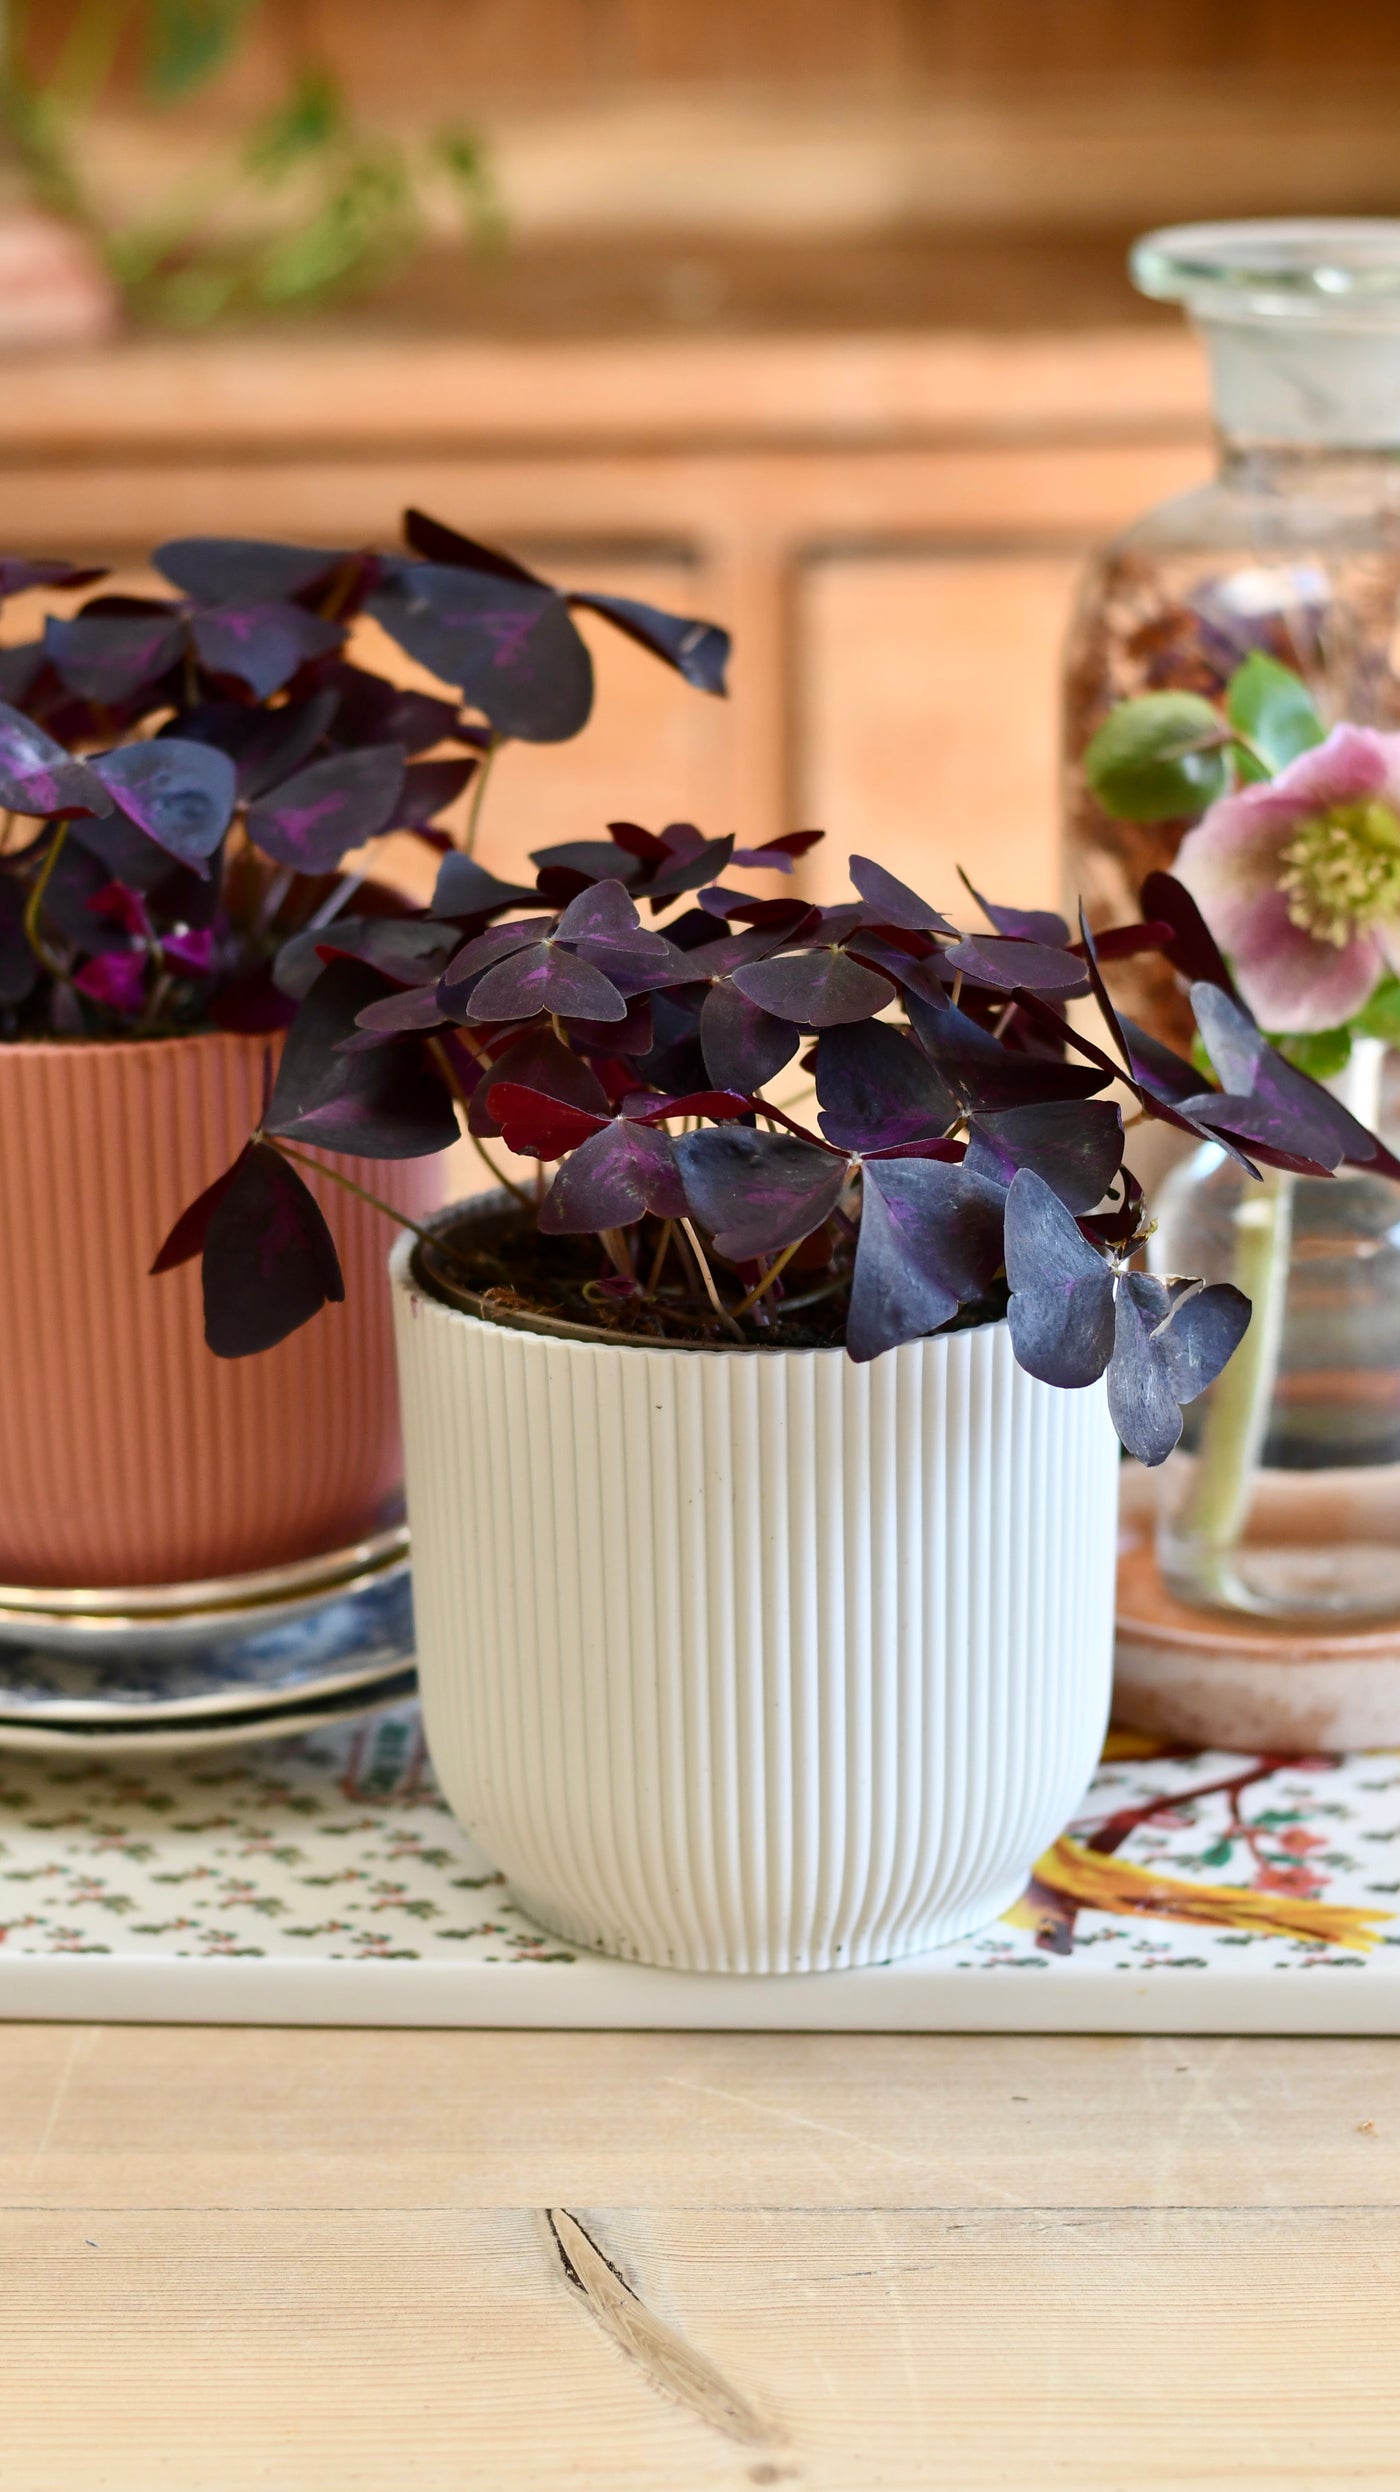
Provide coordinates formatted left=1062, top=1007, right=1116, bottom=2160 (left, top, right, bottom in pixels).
left=0, top=516, right=728, bottom=1043
left=158, top=766, right=1399, bottom=1462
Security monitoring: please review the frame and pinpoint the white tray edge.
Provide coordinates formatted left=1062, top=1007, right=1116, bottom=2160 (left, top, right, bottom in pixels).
left=2, top=1953, right=1396, bottom=2035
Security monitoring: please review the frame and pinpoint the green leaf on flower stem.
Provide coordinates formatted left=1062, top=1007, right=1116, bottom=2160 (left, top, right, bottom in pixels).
left=1277, top=1027, right=1353, bottom=1082
left=1200, top=1840, right=1236, bottom=1869
left=1225, top=654, right=1325, bottom=778
left=1356, top=975, right=1400, bottom=1043
left=1083, top=692, right=1228, bottom=823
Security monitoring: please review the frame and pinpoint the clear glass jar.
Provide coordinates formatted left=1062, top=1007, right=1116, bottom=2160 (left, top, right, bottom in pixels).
left=1150, top=1040, right=1400, bottom=1624
left=1065, top=220, right=1400, bottom=1048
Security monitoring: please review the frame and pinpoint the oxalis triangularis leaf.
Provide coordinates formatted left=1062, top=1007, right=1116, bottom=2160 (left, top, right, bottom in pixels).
left=101, top=530, right=1384, bottom=1453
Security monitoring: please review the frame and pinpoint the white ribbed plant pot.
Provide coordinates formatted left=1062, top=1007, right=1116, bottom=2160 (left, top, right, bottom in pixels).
left=390, top=1212, right=1120, bottom=1974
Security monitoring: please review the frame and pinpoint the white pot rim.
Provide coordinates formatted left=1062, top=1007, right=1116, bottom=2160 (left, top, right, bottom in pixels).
left=390, top=1193, right=1009, bottom=1369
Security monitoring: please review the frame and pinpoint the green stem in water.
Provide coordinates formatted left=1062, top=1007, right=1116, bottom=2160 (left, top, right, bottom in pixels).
left=1175, top=1166, right=1295, bottom=1604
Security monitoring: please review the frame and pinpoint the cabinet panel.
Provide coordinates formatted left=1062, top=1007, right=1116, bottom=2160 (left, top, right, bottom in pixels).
left=799, top=552, right=1083, bottom=913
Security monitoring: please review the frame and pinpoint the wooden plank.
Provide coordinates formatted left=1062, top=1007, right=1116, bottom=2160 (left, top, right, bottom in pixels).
left=0, top=330, right=1207, bottom=455
left=1, top=2198, right=1397, bottom=2488
left=2, top=2027, right=1397, bottom=2212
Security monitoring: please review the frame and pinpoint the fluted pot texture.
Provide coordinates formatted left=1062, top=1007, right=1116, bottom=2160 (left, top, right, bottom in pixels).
left=0, top=1033, right=442, bottom=1588
left=392, top=1211, right=1121, bottom=1975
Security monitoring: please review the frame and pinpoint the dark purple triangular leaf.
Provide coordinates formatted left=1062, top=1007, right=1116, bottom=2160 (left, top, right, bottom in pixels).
left=265, top=959, right=458, bottom=1158
left=850, top=854, right=956, bottom=933
left=730, top=829, right=824, bottom=871
left=1106, top=1271, right=1248, bottom=1467
left=1004, top=1167, right=1116, bottom=1388
left=964, top=1099, right=1124, bottom=1212
left=0, top=704, right=111, bottom=818
left=958, top=869, right=1068, bottom=947
left=847, top=1158, right=1007, bottom=1363
left=151, top=1147, right=252, bottom=1274
left=487, top=1081, right=610, bottom=1158
left=437, top=917, right=547, bottom=1013
left=1155, top=1276, right=1252, bottom=1407
left=317, top=658, right=460, bottom=755
left=943, top=934, right=1088, bottom=996
left=539, top=1118, right=687, bottom=1231
left=171, top=692, right=338, bottom=799
left=347, top=985, right=450, bottom=1046
left=247, top=745, right=405, bottom=872
left=731, top=948, right=895, bottom=1028
left=43, top=608, right=185, bottom=705
left=0, top=556, right=106, bottom=598
left=402, top=510, right=544, bottom=585
left=432, top=851, right=541, bottom=921
left=396, top=757, right=475, bottom=830
left=674, top=1125, right=847, bottom=1260
left=202, top=1140, right=345, bottom=1358
left=815, top=1019, right=956, bottom=1152
left=1106, top=1272, right=1186, bottom=1466
left=190, top=601, right=343, bottom=700
left=637, top=829, right=737, bottom=906
left=463, top=942, right=628, bottom=1025
left=1190, top=981, right=1378, bottom=1173
left=908, top=994, right=1109, bottom=1111
left=844, top=930, right=954, bottom=1011
left=555, top=878, right=688, bottom=989
left=567, top=591, right=730, bottom=695
left=90, top=738, right=236, bottom=872
left=467, top=1028, right=609, bottom=1136
left=369, top=563, right=592, bottom=743
left=1139, top=870, right=1239, bottom=999
left=530, top=839, right=641, bottom=887
left=699, top=980, right=799, bottom=1091
left=0, top=642, right=44, bottom=705
left=155, top=537, right=347, bottom=605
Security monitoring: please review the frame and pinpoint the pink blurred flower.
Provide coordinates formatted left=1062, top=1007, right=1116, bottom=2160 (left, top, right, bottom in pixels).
left=1276, top=1826, right=1327, bottom=1854
left=1174, top=724, right=1400, bottom=1031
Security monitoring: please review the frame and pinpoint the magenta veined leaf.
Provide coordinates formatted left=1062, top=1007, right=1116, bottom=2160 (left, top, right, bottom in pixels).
left=539, top=1118, right=687, bottom=1230
left=246, top=746, right=405, bottom=872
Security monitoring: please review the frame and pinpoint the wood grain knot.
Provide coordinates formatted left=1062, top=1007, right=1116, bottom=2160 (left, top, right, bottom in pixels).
left=546, top=2207, right=782, bottom=2452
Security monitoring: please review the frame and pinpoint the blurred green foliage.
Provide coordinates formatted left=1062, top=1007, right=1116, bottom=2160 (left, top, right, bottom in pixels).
left=0, top=0, right=501, bottom=324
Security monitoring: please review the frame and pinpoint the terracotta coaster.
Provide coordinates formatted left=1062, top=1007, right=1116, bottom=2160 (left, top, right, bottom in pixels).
left=1114, top=1532, right=1400, bottom=1753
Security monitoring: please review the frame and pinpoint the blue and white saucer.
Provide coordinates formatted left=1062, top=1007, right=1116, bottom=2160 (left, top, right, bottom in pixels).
left=0, top=1532, right=417, bottom=1753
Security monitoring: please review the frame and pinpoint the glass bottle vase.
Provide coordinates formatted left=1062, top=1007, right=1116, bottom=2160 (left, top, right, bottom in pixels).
left=1150, top=1041, right=1400, bottom=1625
left=1064, top=219, right=1400, bottom=1051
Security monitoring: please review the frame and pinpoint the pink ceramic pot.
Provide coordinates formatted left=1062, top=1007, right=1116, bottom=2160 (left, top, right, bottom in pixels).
left=0, top=1032, right=443, bottom=1588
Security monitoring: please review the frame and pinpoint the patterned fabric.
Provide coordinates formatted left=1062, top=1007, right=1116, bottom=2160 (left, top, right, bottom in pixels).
left=0, top=1707, right=1398, bottom=1982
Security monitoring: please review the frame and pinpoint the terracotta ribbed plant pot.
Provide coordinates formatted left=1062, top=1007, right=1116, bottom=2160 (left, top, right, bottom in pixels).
left=0, top=1032, right=443, bottom=1589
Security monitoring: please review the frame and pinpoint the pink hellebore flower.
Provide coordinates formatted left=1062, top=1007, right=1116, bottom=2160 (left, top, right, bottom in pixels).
left=1174, top=724, right=1400, bottom=1032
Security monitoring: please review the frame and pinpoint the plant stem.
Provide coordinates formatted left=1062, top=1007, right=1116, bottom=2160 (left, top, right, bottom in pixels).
left=732, top=1235, right=803, bottom=1319
left=643, top=1217, right=674, bottom=1296
left=268, top=1138, right=465, bottom=1265
left=1174, top=1166, right=1295, bottom=1603
left=23, top=819, right=67, bottom=969
left=469, top=1133, right=535, bottom=1209
left=462, top=734, right=500, bottom=856
left=679, top=1217, right=745, bottom=1341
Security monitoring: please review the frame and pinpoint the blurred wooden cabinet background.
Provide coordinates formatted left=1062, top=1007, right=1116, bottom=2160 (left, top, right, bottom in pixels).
left=0, top=328, right=1209, bottom=908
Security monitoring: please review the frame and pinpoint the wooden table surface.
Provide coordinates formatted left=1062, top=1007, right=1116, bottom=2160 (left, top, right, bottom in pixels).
left=1, top=2025, right=1396, bottom=2488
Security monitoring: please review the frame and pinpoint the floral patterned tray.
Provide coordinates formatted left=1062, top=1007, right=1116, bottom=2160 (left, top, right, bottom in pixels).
left=1, top=1704, right=1397, bottom=2030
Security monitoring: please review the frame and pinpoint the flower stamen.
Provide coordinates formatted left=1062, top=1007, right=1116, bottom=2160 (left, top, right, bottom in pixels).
left=1278, top=799, right=1400, bottom=948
